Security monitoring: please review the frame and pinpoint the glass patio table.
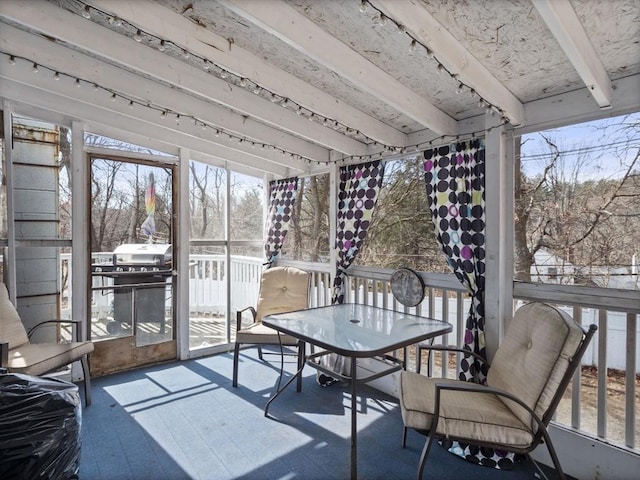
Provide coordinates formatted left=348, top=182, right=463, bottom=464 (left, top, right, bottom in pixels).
left=262, top=303, right=453, bottom=480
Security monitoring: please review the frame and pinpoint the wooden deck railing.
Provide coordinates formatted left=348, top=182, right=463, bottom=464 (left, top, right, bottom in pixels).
left=59, top=254, right=639, bottom=451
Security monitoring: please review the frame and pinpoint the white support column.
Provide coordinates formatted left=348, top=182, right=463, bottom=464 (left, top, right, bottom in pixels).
left=177, top=148, right=190, bottom=359
left=483, top=115, right=514, bottom=362
left=71, top=121, right=88, bottom=341
left=2, top=101, right=17, bottom=301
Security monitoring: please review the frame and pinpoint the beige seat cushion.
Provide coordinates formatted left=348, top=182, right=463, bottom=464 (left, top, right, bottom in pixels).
left=236, top=322, right=300, bottom=345
left=487, top=302, right=583, bottom=428
left=400, top=372, right=535, bottom=449
left=8, top=341, right=94, bottom=376
left=236, top=266, right=310, bottom=346
left=0, top=282, right=30, bottom=349
left=254, top=266, right=310, bottom=322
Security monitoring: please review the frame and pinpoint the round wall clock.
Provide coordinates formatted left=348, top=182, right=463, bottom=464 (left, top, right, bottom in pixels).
left=390, top=267, right=425, bottom=307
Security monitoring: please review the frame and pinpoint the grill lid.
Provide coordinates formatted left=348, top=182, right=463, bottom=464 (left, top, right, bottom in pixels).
left=112, top=243, right=172, bottom=266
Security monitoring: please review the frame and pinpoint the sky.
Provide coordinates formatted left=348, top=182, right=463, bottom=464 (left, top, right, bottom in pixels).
left=519, top=112, right=640, bottom=180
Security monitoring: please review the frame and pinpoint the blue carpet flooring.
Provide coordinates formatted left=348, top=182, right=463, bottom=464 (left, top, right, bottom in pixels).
left=79, top=348, right=560, bottom=480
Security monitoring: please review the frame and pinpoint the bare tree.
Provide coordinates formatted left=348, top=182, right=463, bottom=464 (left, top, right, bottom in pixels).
left=515, top=115, right=640, bottom=286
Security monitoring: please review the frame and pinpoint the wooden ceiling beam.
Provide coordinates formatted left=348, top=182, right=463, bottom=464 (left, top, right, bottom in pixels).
left=0, top=23, right=329, bottom=165
left=532, top=0, right=612, bottom=109
left=89, top=0, right=407, bottom=148
left=218, top=0, right=457, bottom=135
left=373, top=0, right=525, bottom=127
left=0, top=73, right=302, bottom=176
left=0, top=0, right=367, bottom=156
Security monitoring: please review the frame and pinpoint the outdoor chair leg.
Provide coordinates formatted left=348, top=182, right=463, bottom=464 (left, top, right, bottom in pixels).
left=417, top=429, right=437, bottom=480
left=402, top=426, right=408, bottom=448
left=540, top=427, right=567, bottom=480
left=257, top=345, right=264, bottom=360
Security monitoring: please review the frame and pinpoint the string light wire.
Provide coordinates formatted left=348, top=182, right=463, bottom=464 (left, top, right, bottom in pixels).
left=4, top=0, right=511, bottom=166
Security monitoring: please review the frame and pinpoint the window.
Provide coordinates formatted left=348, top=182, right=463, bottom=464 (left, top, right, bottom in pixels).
left=516, top=113, right=640, bottom=290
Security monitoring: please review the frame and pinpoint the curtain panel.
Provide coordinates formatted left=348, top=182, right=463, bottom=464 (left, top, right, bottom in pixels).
left=424, top=139, right=516, bottom=469
left=331, top=160, right=385, bottom=304
left=423, top=139, right=487, bottom=381
left=264, top=177, right=299, bottom=265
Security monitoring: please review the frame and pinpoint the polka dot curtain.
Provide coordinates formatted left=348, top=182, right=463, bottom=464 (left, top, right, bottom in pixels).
left=423, top=139, right=486, bottom=381
left=424, top=140, right=515, bottom=470
left=264, top=177, right=299, bottom=265
left=332, top=161, right=385, bottom=304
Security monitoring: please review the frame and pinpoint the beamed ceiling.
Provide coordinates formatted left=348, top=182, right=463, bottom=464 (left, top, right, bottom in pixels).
left=0, top=0, right=639, bottom=178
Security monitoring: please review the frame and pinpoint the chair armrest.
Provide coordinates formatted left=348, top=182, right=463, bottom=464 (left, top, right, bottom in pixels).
left=1, top=341, right=8, bottom=367
left=236, top=306, right=257, bottom=331
left=27, top=319, right=83, bottom=341
left=433, top=381, right=546, bottom=433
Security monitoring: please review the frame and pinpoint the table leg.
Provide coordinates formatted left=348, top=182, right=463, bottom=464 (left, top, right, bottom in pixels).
left=264, top=352, right=306, bottom=418
left=350, top=355, right=358, bottom=480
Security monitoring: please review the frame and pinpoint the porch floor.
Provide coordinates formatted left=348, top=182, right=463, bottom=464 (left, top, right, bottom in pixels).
left=79, top=347, right=566, bottom=480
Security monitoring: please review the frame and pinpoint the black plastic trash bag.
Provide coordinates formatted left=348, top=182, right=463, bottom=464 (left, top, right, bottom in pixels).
left=0, top=373, right=81, bottom=479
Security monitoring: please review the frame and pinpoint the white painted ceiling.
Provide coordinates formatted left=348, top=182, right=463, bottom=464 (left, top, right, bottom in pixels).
left=1, top=0, right=639, bottom=177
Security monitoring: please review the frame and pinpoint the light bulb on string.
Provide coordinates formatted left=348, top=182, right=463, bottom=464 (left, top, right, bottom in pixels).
left=75, top=78, right=81, bottom=88
left=110, top=93, right=117, bottom=101
left=134, top=30, right=143, bottom=42
left=158, top=40, right=166, bottom=52
left=53, top=72, right=60, bottom=80
left=81, top=5, right=91, bottom=19
left=359, top=1, right=367, bottom=14
left=32, top=63, right=39, bottom=73
left=409, top=40, right=417, bottom=52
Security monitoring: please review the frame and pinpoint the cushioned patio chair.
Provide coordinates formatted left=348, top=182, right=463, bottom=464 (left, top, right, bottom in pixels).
left=399, top=302, right=597, bottom=480
left=232, top=266, right=310, bottom=391
left=0, top=282, right=94, bottom=406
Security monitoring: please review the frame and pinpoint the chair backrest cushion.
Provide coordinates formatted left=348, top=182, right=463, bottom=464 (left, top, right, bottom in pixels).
left=487, top=302, right=584, bottom=428
left=255, top=267, right=310, bottom=322
left=0, top=282, right=30, bottom=349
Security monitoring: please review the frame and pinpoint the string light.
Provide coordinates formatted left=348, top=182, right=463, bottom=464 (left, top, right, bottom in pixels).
left=358, top=0, right=509, bottom=125
left=72, top=0, right=433, bottom=154
left=7, top=0, right=513, bottom=167
left=9, top=50, right=327, bottom=166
